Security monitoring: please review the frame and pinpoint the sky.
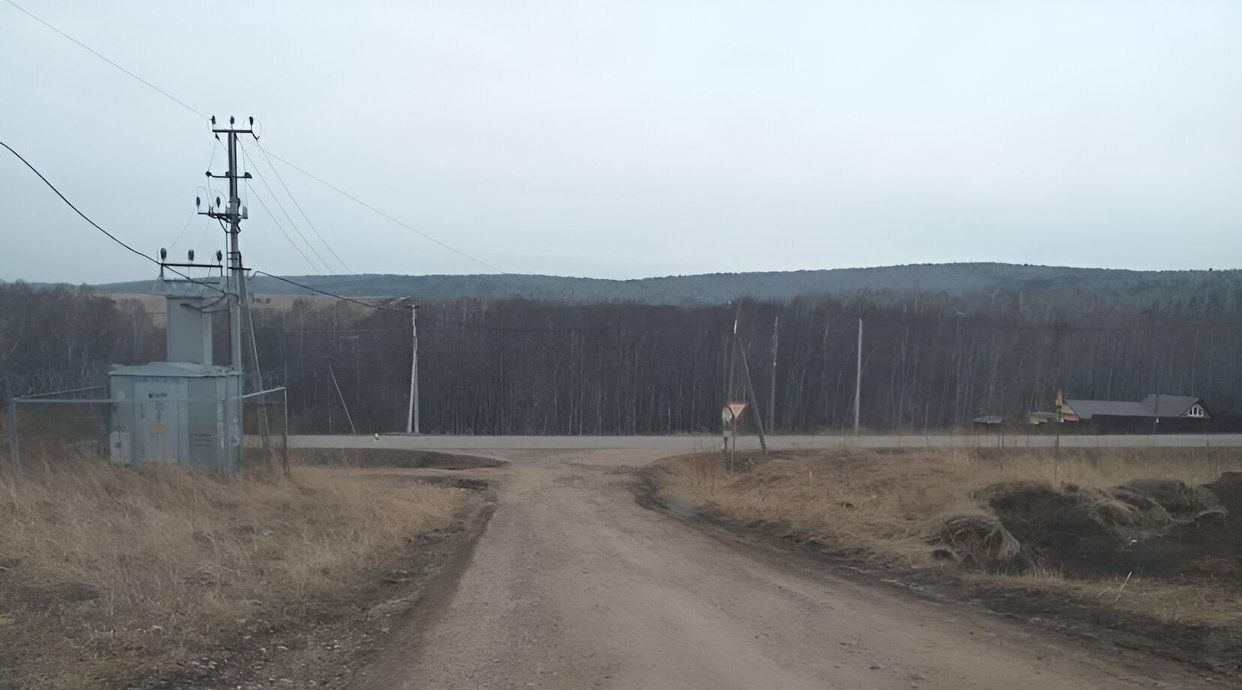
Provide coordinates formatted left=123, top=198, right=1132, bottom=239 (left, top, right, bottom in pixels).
left=2, top=0, right=1241, bottom=284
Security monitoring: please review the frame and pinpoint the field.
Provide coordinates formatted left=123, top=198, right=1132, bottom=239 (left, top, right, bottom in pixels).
left=0, top=450, right=487, bottom=690
left=644, top=448, right=1242, bottom=664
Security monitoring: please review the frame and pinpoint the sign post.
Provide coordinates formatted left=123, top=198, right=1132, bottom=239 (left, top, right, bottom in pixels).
left=721, top=402, right=748, bottom=469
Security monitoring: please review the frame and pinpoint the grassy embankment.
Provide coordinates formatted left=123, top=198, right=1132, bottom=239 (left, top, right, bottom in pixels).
left=0, top=451, right=473, bottom=689
left=647, top=448, right=1242, bottom=629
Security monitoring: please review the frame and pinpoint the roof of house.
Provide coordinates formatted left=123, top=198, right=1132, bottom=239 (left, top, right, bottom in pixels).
left=1065, top=394, right=1200, bottom=419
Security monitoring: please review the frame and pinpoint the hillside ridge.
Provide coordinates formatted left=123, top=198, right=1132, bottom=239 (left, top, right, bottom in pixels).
left=83, top=262, right=1241, bottom=305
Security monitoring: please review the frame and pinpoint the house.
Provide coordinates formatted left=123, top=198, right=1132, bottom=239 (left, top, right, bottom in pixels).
left=1055, top=391, right=1209, bottom=423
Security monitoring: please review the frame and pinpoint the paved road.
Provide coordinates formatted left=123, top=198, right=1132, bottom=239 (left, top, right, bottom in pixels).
left=292, top=432, right=1242, bottom=451
left=350, top=450, right=1218, bottom=690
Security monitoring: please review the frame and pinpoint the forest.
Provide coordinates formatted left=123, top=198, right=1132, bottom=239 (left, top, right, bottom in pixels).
left=5, top=275, right=1240, bottom=435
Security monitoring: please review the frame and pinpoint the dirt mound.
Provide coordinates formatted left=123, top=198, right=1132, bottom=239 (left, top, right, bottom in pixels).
left=1204, top=471, right=1242, bottom=514
left=1120, top=479, right=1219, bottom=517
left=295, top=449, right=505, bottom=470
left=934, top=479, right=1225, bottom=575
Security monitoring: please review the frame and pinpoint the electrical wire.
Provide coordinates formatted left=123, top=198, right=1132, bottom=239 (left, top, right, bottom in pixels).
left=4, top=0, right=208, bottom=120
left=252, top=140, right=351, bottom=272
left=252, top=271, right=405, bottom=312
left=7, top=0, right=507, bottom=276
left=239, top=142, right=332, bottom=273
left=1, top=140, right=225, bottom=295
left=248, top=270, right=636, bottom=334
left=165, top=208, right=197, bottom=253
left=166, top=141, right=218, bottom=252
left=259, top=146, right=507, bottom=274
left=191, top=213, right=215, bottom=253
left=248, top=188, right=325, bottom=274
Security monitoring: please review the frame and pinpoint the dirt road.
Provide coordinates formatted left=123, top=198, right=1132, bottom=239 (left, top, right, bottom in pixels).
left=350, top=450, right=1220, bottom=689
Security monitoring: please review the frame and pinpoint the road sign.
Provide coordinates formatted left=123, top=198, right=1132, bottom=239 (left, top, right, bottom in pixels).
left=722, top=402, right=748, bottom=423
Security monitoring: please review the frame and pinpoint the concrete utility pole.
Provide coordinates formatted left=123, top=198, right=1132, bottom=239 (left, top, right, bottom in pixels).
left=854, top=318, right=863, bottom=434
left=769, top=316, right=778, bottom=431
left=204, top=117, right=256, bottom=374
left=406, top=302, right=420, bottom=434
left=200, top=116, right=257, bottom=468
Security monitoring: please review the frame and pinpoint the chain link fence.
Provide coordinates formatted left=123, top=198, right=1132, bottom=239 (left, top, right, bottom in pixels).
left=3, top=386, right=287, bottom=477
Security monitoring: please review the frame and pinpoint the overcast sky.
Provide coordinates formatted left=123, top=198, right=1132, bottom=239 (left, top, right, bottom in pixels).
left=2, top=1, right=1241, bottom=284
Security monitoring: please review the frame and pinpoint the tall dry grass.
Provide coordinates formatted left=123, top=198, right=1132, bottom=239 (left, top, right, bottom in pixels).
left=0, top=451, right=469, bottom=689
left=658, top=448, right=1242, bottom=556
left=650, top=447, right=1242, bottom=625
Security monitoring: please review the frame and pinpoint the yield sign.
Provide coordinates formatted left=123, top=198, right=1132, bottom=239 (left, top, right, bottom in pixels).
left=723, top=402, right=748, bottom=423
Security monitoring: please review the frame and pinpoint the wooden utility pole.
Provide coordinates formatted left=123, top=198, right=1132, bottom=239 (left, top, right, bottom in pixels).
left=854, top=318, right=863, bottom=434
left=769, top=316, right=778, bottom=431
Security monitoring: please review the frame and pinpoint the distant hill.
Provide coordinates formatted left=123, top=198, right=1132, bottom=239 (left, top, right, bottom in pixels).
left=92, top=263, right=1242, bottom=306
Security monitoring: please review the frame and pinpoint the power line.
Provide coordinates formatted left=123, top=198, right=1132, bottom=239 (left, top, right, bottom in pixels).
left=259, top=146, right=507, bottom=274
left=166, top=142, right=219, bottom=251
left=247, top=270, right=633, bottom=335
left=5, top=0, right=208, bottom=120
left=9, top=0, right=506, bottom=276
left=239, top=143, right=332, bottom=273
left=251, top=140, right=351, bottom=272
left=248, top=187, right=326, bottom=274
left=252, top=271, right=406, bottom=312
left=1, top=140, right=225, bottom=295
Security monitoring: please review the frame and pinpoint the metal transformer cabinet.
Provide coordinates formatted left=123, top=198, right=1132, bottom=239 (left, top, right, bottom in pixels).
left=108, top=362, right=242, bottom=474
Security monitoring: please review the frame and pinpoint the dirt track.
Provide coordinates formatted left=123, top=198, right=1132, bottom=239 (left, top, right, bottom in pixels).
left=349, top=450, right=1221, bottom=689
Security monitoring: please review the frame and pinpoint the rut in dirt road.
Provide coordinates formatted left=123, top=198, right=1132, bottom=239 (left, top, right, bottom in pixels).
left=350, top=450, right=1221, bottom=690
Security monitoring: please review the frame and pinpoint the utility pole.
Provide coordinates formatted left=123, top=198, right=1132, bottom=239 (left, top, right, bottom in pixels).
left=200, top=115, right=257, bottom=468
left=769, top=315, right=778, bottom=432
left=203, top=116, right=256, bottom=374
left=854, top=318, right=863, bottom=434
left=406, top=302, right=420, bottom=434
left=727, top=303, right=741, bottom=402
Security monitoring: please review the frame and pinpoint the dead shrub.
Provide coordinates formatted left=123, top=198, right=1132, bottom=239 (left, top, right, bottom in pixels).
left=934, top=514, right=1023, bottom=567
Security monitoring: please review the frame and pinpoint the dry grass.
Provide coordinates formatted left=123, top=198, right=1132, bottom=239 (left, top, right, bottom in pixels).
left=650, top=447, right=1242, bottom=627
left=0, top=451, right=470, bottom=689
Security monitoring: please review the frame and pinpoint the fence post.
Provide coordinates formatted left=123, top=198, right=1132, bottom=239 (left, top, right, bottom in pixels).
left=7, top=399, right=19, bottom=474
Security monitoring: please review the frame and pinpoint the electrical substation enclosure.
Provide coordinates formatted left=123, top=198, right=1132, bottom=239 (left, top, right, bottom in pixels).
left=108, top=362, right=241, bottom=472
left=108, top=294, right=242, bottom=473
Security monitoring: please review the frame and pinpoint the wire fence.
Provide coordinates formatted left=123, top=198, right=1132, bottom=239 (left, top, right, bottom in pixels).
left=3, top=387, right=288, bottom=477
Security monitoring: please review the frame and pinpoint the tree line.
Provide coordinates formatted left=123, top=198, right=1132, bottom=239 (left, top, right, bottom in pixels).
left=6, top=280, right=1242, bottom=434
left=250, top=286, right=1242, bottom=434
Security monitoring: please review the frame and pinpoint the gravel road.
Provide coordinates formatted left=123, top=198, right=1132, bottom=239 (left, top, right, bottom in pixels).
left=349, top=450, right=1220, bottom=690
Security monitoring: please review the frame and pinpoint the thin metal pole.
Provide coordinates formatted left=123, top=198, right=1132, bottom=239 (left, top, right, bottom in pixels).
left=727, top=306, right=739, bottom=402
left=854, top=318, right=863, bottom=434
left=730, top=416, right=737, bottom=469
left=281, top=387, right=290, bottom=477
left=327, top=360, right=357, bottom=435
left=406, top=303, right=419, bottom=434
left=769, top=315, right=778, bottom=432
left=245, top=292, right=272, bottom=466
left=7, top=400, right=19, bottom=474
